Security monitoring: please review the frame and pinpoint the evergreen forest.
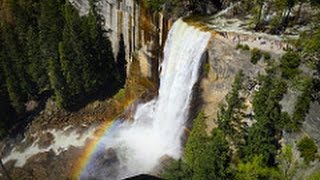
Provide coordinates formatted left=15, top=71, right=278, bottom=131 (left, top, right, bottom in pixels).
left=0, top=0, right=126, bottom=137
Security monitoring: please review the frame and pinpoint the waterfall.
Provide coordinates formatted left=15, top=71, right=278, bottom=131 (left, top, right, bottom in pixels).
left=81, top=19, right=211, bottom=179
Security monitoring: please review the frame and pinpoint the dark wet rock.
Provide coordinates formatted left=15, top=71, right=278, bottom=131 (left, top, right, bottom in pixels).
left=120, top=101, right=139, bottom=121
left=6, top=146, right=84, bottom=180
left=152, top=155, right=174, bottom=176
left=3, top=159, right=16, bottom=170
left=84, top=148, right=121, bottom=180
left=37, top=132, right=54, bottom=149
left=104, top=148, right=119, bottom=167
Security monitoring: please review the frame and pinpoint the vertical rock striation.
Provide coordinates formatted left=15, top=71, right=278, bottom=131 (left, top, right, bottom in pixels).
left=70, top=0, right=171, bottom=79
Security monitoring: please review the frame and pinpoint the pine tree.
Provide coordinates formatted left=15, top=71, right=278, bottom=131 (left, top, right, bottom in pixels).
left=0, top=65, right=17, bottom=137
left=236, top=155, right=283, bottom=180
left=194, top=129, right=232, bottom=180
left=218, top=71, right=245, bottom=139
left=60, top=2, right=84, bottom=98
left=48, top=55, right=69, bottom=109
left=39, top=0, right=64, bottom=88
left=26, top=26, right=47, bottom=91
left=243, top=75, right=286, bottom=166
left=117, top=34, right=127, bottom=86
left=243, top=118, right=278, bottom=166
left=0, top=24, right=27, bottom=112
left=184, top=112, right=207, bottom=171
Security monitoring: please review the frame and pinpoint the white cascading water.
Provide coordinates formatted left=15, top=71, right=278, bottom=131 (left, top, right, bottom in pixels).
left=82, top=19, right=211, bottom=179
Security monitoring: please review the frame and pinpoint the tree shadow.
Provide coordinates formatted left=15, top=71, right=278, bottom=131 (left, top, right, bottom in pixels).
left=7, top=90, right=53, bottom=138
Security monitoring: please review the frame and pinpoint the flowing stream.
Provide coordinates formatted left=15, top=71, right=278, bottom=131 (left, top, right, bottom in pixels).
left=81, top=19, right=211, bottom=179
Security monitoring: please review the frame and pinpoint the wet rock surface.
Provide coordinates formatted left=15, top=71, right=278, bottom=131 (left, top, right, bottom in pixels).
left=6, top=147, right=84, bottom=180
left=0, top=96, right=111, bottom=179
left=151, top=155, right=175, bottom=176
left=37, top=132, right=54, bottom=149
left=84, top=148, right=121, bottom=180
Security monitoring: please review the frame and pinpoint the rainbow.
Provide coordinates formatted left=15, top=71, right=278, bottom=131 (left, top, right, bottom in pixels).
left=71, top=88, right=138, bottom=179
left=72, top=118, right=121, bottom=179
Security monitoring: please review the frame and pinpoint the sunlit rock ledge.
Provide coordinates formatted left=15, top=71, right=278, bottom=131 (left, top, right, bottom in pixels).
left=178, top=16, right=292, bottom=132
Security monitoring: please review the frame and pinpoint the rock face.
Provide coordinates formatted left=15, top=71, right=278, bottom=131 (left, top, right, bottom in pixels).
left=6, top=147, right=84, bottom=180
left=207, top=17, right=293, bottom=53
left=200, top=19, right=320, bottom=178
left=200, top=24, right=287, bottom=131
left=70, top=0, right=138, bottom=58
left=282, top=107, right=320, bottom=180
left=70, top=0, right=171, bottom=80
left=84, top=148, right=121, bottom=179
left=303, top=102, right=320, bottom=145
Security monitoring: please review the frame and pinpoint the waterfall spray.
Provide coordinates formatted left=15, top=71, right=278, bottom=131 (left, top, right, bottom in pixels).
left=80, top=19, right=211, bottom=179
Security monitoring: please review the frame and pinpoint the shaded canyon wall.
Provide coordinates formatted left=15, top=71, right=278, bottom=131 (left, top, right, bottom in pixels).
left=70, top=0, right=172, bottom=79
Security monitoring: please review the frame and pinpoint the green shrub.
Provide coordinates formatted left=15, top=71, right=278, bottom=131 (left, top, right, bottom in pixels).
left=270, top=16, right=281, bottom=28
left=203, top=62, right=210, bottom=76
left=243, top=44, right=250, bottom=51
left=307, top=170, right=320, bottom=180
left=114, top=88, right=126, bottom=100
left=251, top=48, right=263, bottom=64
left=145, top=0, right=168, bottom=12
left=236, top=44, right=242, bottom=49
left=236, top=44, right=250, bottom=51
left=292, top=80, right=312, bottom=125
left=161, top=159, right=189, bottom=180
left=292, top=76, right=313, bottom=91
left=236, top=155, right=283, bottom=180
left=280, top=51, right=301, bottom=80
left=280, top=112, right=297, bottom=131
left=297, top=137, right=318, bottom=163
left=263, top=51, right=271, bottom=60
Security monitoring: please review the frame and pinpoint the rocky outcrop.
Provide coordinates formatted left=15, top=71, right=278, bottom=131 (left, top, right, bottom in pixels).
left=70, top=0, right=172, bottom=80
left=303, top=102, right=320, bottom=145
left=83, top=148, right=121, bottom=179
left=206, top=18, right=293, bottom=54
left=4, top=146, right=84, bottom=180
left=198, top=21, right=290, bottom=131
left=70, top=0, right=138, bottom=60
left=199, top=18, right=320, bottom=178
